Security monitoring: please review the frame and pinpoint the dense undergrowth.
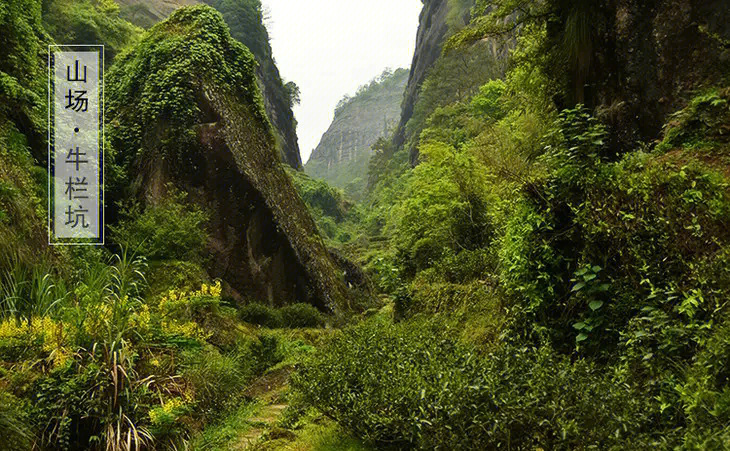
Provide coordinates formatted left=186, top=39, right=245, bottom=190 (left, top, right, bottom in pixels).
left=289, top=4, right=730, bottom=451
left=2, top=0, right=730, bottom=450
left=0, top=2, right=333, bottom=450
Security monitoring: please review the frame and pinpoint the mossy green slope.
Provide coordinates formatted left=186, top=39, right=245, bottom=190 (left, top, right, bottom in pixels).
left=117, top=0, right=304, bottom=169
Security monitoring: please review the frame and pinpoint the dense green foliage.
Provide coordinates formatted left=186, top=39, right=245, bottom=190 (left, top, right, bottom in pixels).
left=295, top=318, right=648, bottom=449
left=290, top=2, right=730, bottom=449
left=0, top=0, right=49, bottom=158
left=43, top=0, right=142, bottom=60
left=0, top=3, right=326, bottom=450
left=239, top=302, right=326, bottom=329
left=2, top=0, right=730, bottom=449
left=405, top=41, right=506, bottom=155
left=110, top=189, right=209, bottom=261
left=288, top=168, right=363, bottom=244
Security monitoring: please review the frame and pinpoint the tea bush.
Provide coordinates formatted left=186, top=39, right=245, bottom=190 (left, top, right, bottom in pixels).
left=239, top=302, right=327, bottom=329
left=249, top=333, right=283, bottom=375
left=294, top=318, right=650, bottom=449
left=239, top=302, right=282, bottom=328
left=279, top=303, right=325, bottom=328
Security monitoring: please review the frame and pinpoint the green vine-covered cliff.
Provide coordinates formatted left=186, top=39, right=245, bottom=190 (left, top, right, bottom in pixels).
left=117, top=0, right=303, bottom=168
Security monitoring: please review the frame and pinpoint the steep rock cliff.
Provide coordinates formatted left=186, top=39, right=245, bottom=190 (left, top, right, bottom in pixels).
left=116, top=0, right=303, bottom=169
left=305, top=69, right=409, bottom=200
left=455, top=0, right=730, bottom=151
left=393, top=0, right=474, bottom=149
left=107, top=6, right=348, bottom=310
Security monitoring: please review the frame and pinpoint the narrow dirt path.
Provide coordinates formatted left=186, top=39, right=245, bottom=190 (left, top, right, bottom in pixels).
left=236, top=403, right=289, bottom=449
left=233, top=366, right=294, bottom=450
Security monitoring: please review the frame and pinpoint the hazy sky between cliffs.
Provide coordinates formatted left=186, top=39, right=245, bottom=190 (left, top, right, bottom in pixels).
left=261, top=0, right=422, bottom=164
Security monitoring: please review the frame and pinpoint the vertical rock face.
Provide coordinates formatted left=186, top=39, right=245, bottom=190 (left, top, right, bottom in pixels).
left=393, top=0, right=473, bottom=149
left=593, top=0, right=730, bottom=150
left=305, top=69, right=409, bottom=199
left=197, top=85, right=346, bottom=309
left=393, top=0, right=730, bottom=156
left=115, top=0, right=199, bottom=27
left=116, top=0, right=303, bottom=169
left=107, top=6, right=349, bottom=310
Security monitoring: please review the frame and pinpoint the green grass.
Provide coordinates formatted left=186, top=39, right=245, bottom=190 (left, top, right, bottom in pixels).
left=257, top=418, right=372, bottom=451
left=189, top=401, right=259, bottom=450
left=286, top=421, right=372, bottom=451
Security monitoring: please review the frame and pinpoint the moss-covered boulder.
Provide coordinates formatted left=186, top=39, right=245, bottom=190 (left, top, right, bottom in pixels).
left=117, top=0, right=303, bottom=169
left=107, top=5, right=349, bottom=310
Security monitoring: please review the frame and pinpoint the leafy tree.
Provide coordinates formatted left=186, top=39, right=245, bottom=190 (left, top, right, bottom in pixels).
left=284, top=80, right=301, bottom=107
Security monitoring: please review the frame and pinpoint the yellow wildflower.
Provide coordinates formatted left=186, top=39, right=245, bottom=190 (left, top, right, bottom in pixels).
left=210, top=280, right=222, bottom=298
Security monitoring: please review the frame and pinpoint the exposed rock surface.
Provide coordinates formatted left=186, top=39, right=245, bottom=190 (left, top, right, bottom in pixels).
left=305, top=69, right=408, bottom=199
left=393, top=0, right=473, bottom=149
left=116, top=0, right=303, bottom=169
left=107, top=6, right=349, bottom=310
left=592, top=0, right=730, bottom=150
left=394, top=0, right=730, bottom=156
left=116, top=0, right=198, bottom=27
left=197, top=85, right=347, bottom=309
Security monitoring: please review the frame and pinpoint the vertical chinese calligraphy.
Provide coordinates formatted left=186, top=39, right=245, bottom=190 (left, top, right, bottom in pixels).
left=50, top=46, right=103, bottom=244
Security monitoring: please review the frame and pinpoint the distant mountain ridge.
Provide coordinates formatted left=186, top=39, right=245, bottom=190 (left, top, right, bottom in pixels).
left=305, top=68, right=409, bottom=200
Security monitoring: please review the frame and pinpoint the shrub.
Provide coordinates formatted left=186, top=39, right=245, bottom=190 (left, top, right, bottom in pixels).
left=676, top=318, right=730, bottom=448
left=110, top=188, right=209, bottom=262
left=279, top=303, right=325, bottom=328
left=145, top=260, right=208, bottom=298
left=470, top=79, right=508, bottom=120
left=393, top=140, right=494, bottom=277
left=238, top=302, right=282, bottom=328
left=181, top=347, right=250, bottom=418
left=148, top=397, right=191, bottom=443
left=289, top=170, right=350, bottom=221
left=657, top=87, right=730, bottom=152
left=239, top=302, right=326, bottom=329
left=500, top=107, right=730, bottom=356
left=249, top=333, right=283, bottom=375
left=34, top=349, right=153, bottom=451
left=417, top=248, right=497, bottom=284
left=407, top=280, right=499, bottom=318
left=294, top=318, right=649, bottom=449
left=0, top=391, right=33, bottom=451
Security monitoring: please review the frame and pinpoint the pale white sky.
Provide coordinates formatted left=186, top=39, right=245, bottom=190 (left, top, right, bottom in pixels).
left=261, top=0, right=422, bottom=163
